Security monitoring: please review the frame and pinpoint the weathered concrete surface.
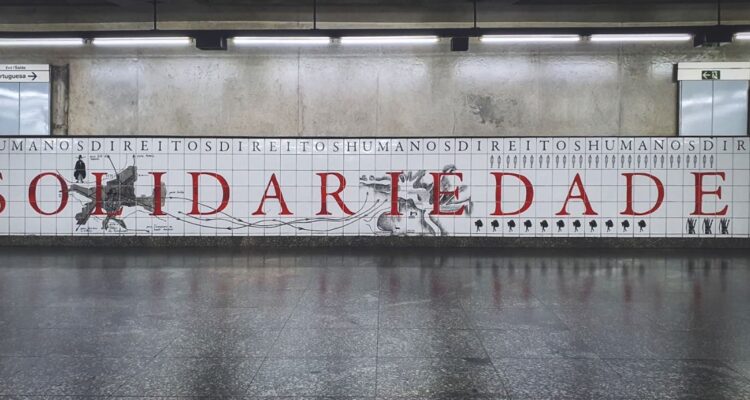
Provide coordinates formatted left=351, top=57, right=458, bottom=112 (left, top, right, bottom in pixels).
left=1, top=41, right=750, bottom=136
left=0, top=236, right=747, bottom=249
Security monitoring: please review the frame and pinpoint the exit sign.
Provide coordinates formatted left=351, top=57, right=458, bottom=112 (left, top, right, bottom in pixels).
left=701, top=70, right=721, bottom=80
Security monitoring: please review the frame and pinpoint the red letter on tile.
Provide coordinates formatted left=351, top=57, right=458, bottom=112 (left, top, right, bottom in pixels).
left=150, top=172, right=167, bottom=216
left=490, top=172, right=534, bottom=216
left=253, top=173, right=292, bottom=216
left=621, top=173, right=664, bottom=216
left=187, top=172, right=230, bottom=216
left=28, top=172, right=69, bottom=216
left=386, top=171, right=403, bottom=216
left=557, top=173, right=597, bottom=216
left=691, top=172, right=728, bottom=216
left=429, top=171, right=466, bottom=216
left=317, top=172, right=354, bottom=216
left=0, top=172, right=5, bottom=215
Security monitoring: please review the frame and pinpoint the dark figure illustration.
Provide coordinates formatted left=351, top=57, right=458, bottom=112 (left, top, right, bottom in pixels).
left=589, top=220, right=597, bottom=232
left=605, top=220, right=614, bottom=232
left=524, top=220, right=532, bottom=232
left=703, top=219, right=713, bottom=235
left=490, top=220, right=499, bottom=232
left=507, top=220, right=516, bottom=232
left=556, top=220, right=565, bottom=232
left=686, top=218, right=698, bottom=235
left=474, top=219, right=483, bottom=232
left=720, top=219, right=730, bottom=235
left=572, top=220, right=581, bottom=232
left=638, top=220, right=646, bottom=232
left=621, top=220, right=630, bottom=232
left=74, top=155, right=86, bottom=183
left=540, top=220, right=549, bottom=232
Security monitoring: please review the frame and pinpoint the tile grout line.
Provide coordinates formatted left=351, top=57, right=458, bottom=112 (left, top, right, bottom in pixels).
left=241, top=256, right=315, bottom=396
left=454, top=265, right=513, bottom=400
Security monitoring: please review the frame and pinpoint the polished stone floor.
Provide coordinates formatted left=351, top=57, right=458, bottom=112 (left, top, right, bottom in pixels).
left=1, top=248, right=750, bottom=399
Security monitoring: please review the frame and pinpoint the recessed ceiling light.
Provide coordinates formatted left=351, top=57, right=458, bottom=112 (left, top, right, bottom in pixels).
left=480, top=35, right=581, bottom=43
left=232, top=37, right=331, bottom=45
left=0, top=38, right=84, bottom=47
left=590, top=34, right=692, bottom=42
left=340, top=36, right=439, bottom=45
left=92, top=37, right=192, bottom=46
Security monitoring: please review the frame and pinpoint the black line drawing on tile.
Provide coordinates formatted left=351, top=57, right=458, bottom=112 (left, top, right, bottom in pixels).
left=687, top=218, right=698, bottom=235
left=720, top=218, right=730, bottom=235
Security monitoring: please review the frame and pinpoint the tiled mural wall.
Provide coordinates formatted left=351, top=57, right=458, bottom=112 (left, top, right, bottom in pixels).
left=0, top=136, right=748, bottom=238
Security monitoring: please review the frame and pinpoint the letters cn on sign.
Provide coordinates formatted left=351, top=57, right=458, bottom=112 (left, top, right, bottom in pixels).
left=0, top=137, right=748, bottom=238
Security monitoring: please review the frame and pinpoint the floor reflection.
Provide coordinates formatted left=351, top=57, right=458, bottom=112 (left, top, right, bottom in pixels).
left=0, top=248, right=749, bottom=398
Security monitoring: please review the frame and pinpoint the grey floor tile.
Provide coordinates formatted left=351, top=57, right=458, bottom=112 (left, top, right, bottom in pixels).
left=286, top=306, right=379, bottom=329
left=162, top=328, right=280, bottom=358
left=271, top=328, right=377, bottom=357
left=378, top=329, right=488, bottom=358
left=248, top=357, right=376, bottom=397
left=730, top=360, right=750, bottom=380
left=466, top=307, right=566, bottom=330
left=174, top=307, right=296, bottom=331
left=376, top=357, right=507, bottom=398
left=608, top=359, right=750, bottom=400
left=494, top=358, right=627, bottom=400
left=0, top=356, right=147, bottom=396
left=114, top=357, right=263, bottom=397
left=379, top=304, right=470, bottom=329
left=478, top=328, right=597, bottom=359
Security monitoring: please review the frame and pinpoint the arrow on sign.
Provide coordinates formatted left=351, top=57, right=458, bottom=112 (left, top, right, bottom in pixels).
left=701, top=70, right=720, bottom=80
left=29, top=72, right=37, bottom=81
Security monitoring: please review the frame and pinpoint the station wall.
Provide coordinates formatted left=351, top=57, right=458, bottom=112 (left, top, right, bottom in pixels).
left=2, top=41, right=750, bottom=137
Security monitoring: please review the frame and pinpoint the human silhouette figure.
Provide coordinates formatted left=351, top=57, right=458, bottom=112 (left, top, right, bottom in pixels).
left=74, top=155, right=86, bottom=183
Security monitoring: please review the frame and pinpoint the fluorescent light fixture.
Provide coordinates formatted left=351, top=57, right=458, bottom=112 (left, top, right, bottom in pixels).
left=480, top=34, right=580, bottom=43
left=340, top=35, right=439, bottom=45
left=232, top=36, right=331, bottom=45
left=92, top=37, right=191, bottom=46
left=735, top=32, right=750, bottom=40
left=0, top=38, right=84, bottom=46
left=590, top=33, right=692, bottom=42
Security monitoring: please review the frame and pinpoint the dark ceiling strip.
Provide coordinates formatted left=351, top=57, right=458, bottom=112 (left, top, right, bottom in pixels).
left=1, top=25, right=748, bottom=39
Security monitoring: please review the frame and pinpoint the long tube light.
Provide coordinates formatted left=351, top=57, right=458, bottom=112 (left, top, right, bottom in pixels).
left=92, top=37, right=191, bottom=46
left=481, top=34, right=580, bottom=43
left=0, top=38, right=84, bottom=46
left=340, top=35, right=439, bottom=45
left=590, top=34, right=692, bottom=42
left=735, top=32, right=750, bottom=40
left=233, top=36, right=331, bottom=45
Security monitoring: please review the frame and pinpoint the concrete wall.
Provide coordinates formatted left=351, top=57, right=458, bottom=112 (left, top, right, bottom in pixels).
left=2, top=40, right=750, bottom=137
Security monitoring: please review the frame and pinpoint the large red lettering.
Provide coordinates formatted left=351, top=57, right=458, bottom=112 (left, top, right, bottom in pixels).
left=386, top=171, right=403, bottom=216
left=0, top=172, right=5, bottom=215
left=691, top=172, right=728, bottom=216
left=253, top=173, right=292, bottom=216
left=621, top=173, right=664, bottom=216
left=317, top=172, right=354, bottom=216
left=188, top=172, right=230, bottom=216
left=490, top=172, right=534, bottom=216
left=556, top=173, right=597, bottom=216
left=91, top=172, right=123, bottom=217
left=149, top=172, right=167, bottom=216
left=28, top=172, right=68, bottom=216
left=429, top=171, right=466, bottom=216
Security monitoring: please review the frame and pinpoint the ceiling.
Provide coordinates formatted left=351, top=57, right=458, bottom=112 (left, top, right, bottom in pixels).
left=1, top=0, right=749, bottom=31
